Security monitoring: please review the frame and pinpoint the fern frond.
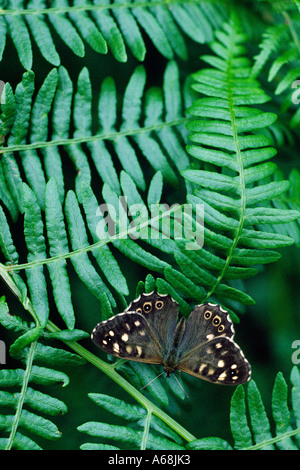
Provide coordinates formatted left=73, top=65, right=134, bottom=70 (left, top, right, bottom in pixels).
left=1, top=61, right=189, bottom=206
left=0, top=297, right=88, bottom=449
left=0, top=61, right=198, bottom=326
left=78, top=392, right=188, bottom=450
left=180, top=14, right=300, bottom=308
left=251, top=9, right=300, bottom=128
left=0, top=0, right=224, bottom=66
left=188, top=367, right=300, bottom=450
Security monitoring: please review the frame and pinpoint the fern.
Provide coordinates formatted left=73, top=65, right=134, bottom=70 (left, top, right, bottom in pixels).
left=0, top=3, right=300, bottom=451
left=180, top=15, right=300, bottom=311
left=78, top=366, right=300, bottom=450
left=0, top=297, right=88, bottom=450
left=250, top=5, right=300, bottom=128
left=188, top=366, right=300, bottom=450
left=0, top=0, right=225, bottom=67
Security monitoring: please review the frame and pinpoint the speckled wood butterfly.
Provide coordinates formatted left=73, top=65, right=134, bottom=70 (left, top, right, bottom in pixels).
left=91, top=291, right=251, bottom=385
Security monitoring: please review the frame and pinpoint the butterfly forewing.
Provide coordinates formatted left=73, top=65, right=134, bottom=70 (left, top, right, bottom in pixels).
left=91, top=292, right=178, bottom=365
left=125, top=292, right=178, bottom=349
left=91, top=312, right=163, bottom=364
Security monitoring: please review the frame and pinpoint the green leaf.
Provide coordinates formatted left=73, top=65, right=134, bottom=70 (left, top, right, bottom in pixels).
left=45, top=178, right=75, bottom=330
left=88, top=393, right=145, bottom=421
left=147, top=171, right=163, bottom=207
left=187, top=437, right=232, bottom=450
left=230, top=385, right=252, bottom=449
left=80, top=182, right=128, bottom=298
left=0, top=298, right=28, bottom=332
left=48, top=1, right=85, bottom=58
left=45, top=329, right=89, bottom=342
left=6, top=8, right=32, bottom=69
left=92, top=0, right=127, bottom=62
left=9, top=327, right=43, bottom=356
left=70, top=0, right=107, bottom=54
left=65, top=190, right=116, bottom=302
left=26, top=0, right=60, bottom=66
left=247, top=380, right=274, bottom=450
left=132, top=5, right=173, bottom=60
left=272, top=373, right=296, bottom=450
left=78, top=422, right=184, bottom=450
left=23, top=183, right=49, bottom=327
left=0, top=205, right=19, bottom=264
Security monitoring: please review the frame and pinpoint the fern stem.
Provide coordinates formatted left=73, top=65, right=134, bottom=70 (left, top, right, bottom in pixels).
left=5, top=341, right=37, bottom=450
left=0, top=118, right=187, bottom=155
left=141, top=409, right=152, bottom=450
left=204, top=15, right=247, bottom=301
left=0, top=0, right=206, bottom=17
left=0, top=264, right=41, bottom=325
left=45, top=319, right=196, bottom=444
left=243, top=427, right=300, bottom=450
left=283, top=12, right=300, bottom=56
left=2, top=205, right=184, bottom=272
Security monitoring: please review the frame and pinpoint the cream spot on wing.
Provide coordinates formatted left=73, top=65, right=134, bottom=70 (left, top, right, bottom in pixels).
left=136, top=346, right=142, bottom=357
left=109, top=330, right=115, bottom=336
left=199, top=364, right=207, bottom=373
left=134, top=320, right=141, bottom=327
left=218, top=371, right=227, bottom=381
left=113, top=343, right=119, bottom=353
left=218, top=360, right=225, bottom=368
left=231, top=364, right=237, bottom=369
left=121, top=333, right=129, bottom=342
left=126, top=345, right=133, bottom=354
left=206, top=334, right=214, bottom=341
left=216, top=342, right=222, bottom=349
left=102, top=340, right=107, bottom=345
left=139, top=330, right=146, bottom=336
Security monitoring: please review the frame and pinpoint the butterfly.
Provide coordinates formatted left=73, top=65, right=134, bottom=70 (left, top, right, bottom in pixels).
left=91, top=291, right=251, bottom=385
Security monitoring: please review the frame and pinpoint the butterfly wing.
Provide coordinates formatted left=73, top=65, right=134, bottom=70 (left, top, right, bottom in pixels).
left=177, top=303, right=251, bottom=385
left=125, top=292, right=178, bottom=351
left=91, top=312, right=163, bottom=364
left=91, top=292, right=179, bottom=365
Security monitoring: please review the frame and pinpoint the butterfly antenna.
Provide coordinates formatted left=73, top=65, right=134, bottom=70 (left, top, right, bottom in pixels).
left=140, top=371, right=164, bottom=391
left=173, top=373, right=189, bottom=399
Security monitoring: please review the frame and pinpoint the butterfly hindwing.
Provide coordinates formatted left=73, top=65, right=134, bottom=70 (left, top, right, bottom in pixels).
left=91, top=312, right=163, bottom=364
left=177, top=303, right=251, bottom=385
left=178, top=336, right=251, bottom=385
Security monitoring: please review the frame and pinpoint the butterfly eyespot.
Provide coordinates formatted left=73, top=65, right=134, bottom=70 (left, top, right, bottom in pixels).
left=212, top=315, right=221, bottom=326
left=136, top=307, right=142, bottom=313
left=204, top=310, right=212, bottom=319
left=155, top=300, right=164, bottom=309
left=143, top=302, right=152, bottom=313
left=218, top=324, right=225, bottom=332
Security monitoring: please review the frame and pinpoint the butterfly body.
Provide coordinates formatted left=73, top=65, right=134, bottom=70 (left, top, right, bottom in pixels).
left=91, top=291, right=251, bottom=385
